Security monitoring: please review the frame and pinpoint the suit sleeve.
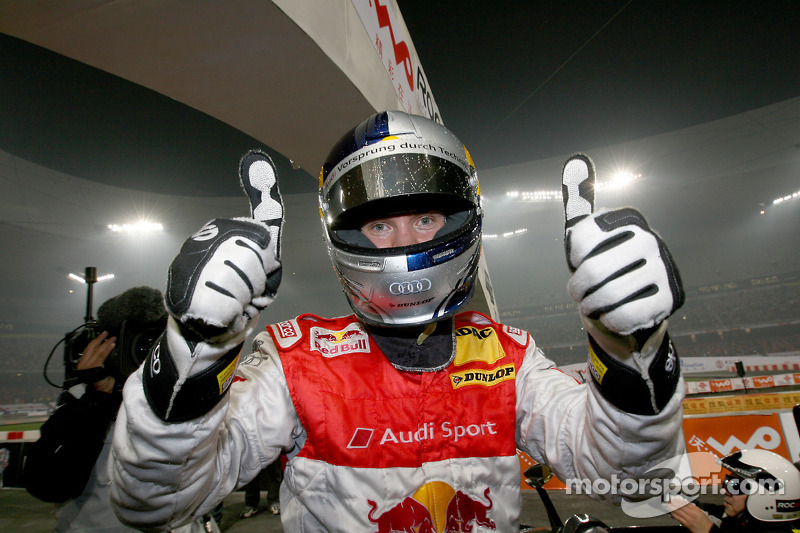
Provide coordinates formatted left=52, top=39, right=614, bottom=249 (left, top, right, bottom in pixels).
left=110, top=330, right=303, bottom=531
left=515, top=338, right=685, bottom=504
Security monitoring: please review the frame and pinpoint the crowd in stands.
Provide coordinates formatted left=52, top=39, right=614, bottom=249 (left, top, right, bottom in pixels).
left=0, top=375, right=59, bottom=406
left=0, top=335, right=66, bottom=405
left=2, top=277, right=798, bottom=404
left=502, top=280, right=800, bottom=367
left=675, top=328, right=800, bottom=359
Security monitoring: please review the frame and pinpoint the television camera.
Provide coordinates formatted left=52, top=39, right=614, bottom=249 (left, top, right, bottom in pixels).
left=45, top=267, right=166, bottom=389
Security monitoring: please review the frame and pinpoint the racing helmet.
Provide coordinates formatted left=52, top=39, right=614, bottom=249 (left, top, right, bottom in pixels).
left=721, top=449, right=800, bottom=522
left=319, top=110, right=482, bottom=327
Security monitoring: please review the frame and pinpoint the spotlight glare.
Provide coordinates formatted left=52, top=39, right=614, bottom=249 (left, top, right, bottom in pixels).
left=597, top=171, right=641, bottom=191
left=68, top=272, right=115, bottom=283
left=483, top=228, right=527, bottom=240
left=107, top=221, right=164, bottom=234
left=765, top=187, right=800, bottom=212
left=68, top=273, right=86, bottom=284
left=506, top=172, right=641, bottom=202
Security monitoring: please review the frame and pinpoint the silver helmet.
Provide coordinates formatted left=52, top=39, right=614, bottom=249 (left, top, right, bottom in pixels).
left=319, top=111, right=482, bottom=327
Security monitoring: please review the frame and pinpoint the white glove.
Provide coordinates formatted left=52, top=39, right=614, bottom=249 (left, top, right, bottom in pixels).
left=561, top=155, right=683, bottom=415
left=143, top=150, right=283, bottom=422
left=165, top=150, right=283, bottom=340
left=562, top=155, right=684, bottom=337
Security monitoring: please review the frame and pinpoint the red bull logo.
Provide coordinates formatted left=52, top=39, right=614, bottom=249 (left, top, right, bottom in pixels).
left=310, top=325, right=370, bottom=357
left=367, top=481, right=495, bottom=532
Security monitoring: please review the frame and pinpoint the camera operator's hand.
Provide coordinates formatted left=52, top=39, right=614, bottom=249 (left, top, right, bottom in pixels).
left=76, top=331, right=117, bottom=394
left=668, top=497, right=714, bottom=533
left=562, top=155, right=684, bottom=415
left=143, top=150, right=284, bottom=422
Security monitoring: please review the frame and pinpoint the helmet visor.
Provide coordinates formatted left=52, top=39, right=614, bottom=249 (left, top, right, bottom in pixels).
left=321, top=151, right=478, bottom=230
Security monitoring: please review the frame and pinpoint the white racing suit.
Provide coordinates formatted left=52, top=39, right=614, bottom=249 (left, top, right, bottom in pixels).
left=110, top=311, right=685, bottom=532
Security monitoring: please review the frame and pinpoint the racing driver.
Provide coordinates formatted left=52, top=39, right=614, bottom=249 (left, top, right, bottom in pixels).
left=110, top=111, right=687, bottom=532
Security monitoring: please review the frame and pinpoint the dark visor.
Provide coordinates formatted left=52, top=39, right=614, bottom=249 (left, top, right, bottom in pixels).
left=321, top=153, right=477, bottom=229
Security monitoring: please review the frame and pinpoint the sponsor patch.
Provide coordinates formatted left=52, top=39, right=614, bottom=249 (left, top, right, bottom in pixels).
left=454, top=326, right=505, bottom=366
left=503, top=325, right=529, bottom=347
left=450, top=364, right=515, bottom=389
left=776, top=498, right=800, bottom=514
left=276, top=320, right=298, bottom=338
left=271, top=319, right=302, bottom=349
left=588, top=345, right=608, bottom=384
left=367, top=481, right=494, bottom=533
left=310, top=324, right=370, bottom=357
left=347, top=428, right=375, bottom=449
left=351, top=420, right=499, bottom=449
left=216, top=354, right=240, bottom=394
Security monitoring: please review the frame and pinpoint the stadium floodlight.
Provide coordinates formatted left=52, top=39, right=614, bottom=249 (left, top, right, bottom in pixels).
left=68, top=272, right=86, bottom=284
left=772, top=191, right=800, bottom=206
left=596, top=171, right=641, bottom=191
left=760, top=188, right=800, bottom=214
left=506, top=189, right=560, bottom=202
left=68, top=267, right=114, bottom=321
left=484, top=228, right=528, bottom=240
left=503, top=171, right=641, bottom=203
left=69, top=271, right=115, bottom=284
left=107, top=221, right=164, bottom=233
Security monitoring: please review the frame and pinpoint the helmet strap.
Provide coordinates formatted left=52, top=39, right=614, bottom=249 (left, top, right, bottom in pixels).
left=417, top=322, right=437, bottom=345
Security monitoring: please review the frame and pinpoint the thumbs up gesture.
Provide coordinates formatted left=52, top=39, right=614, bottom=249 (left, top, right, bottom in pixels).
left=562, top=155, right=684, bottom=337
left=138, top=150, right=284, bottom=422
left=165, top=150, right=284, bottom=340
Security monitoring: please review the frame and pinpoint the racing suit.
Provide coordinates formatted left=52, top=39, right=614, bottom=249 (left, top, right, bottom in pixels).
left=110, top=311, right=685, bottom=532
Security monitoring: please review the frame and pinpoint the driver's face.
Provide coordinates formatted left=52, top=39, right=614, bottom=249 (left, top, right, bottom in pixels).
left=723, top=493, right=747, bottom=517
left=361, top=212, right=445, bottom=248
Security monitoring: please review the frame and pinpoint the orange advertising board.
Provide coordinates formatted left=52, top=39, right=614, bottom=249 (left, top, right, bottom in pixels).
left=519, top=412, right=796, bottom=490
left=683, top=391, right=800, bottom=415
left=684, top=413, right=790, bottom=459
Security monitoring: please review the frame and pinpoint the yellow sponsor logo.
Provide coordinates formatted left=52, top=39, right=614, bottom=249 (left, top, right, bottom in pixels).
left=217, top=354, right=240, bottom=394
left=464, top=146, right=479, bottom=195
left=454, top=326, right=505, bottom=366
left=464, top=146, right=475, bottom=169
left=588, top=345, right=607, bottom=384
left=450, top=364, right=515, bottom=389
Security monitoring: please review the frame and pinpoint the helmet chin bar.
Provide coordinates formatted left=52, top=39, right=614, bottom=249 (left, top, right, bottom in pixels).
left=330, top=219, right=481, bottom=327
left=340, top=255, right=479, bottom=327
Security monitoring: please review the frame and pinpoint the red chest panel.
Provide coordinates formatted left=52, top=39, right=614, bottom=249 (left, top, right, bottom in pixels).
left=270, top=313, right=528, bottom=468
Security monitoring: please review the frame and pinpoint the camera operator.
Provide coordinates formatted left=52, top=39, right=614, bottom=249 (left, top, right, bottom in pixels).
left=23, top=286, right=166, bottom=533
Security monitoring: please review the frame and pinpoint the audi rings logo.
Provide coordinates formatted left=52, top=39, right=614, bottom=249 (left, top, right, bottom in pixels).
left=389, top=278, right=432, bottom=295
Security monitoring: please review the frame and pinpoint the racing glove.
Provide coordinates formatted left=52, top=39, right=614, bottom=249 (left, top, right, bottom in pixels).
left=562, top=154, right=684, bottom=415
left=143, top=150, right=283, bottom=422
